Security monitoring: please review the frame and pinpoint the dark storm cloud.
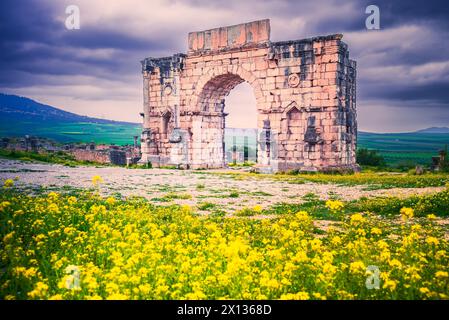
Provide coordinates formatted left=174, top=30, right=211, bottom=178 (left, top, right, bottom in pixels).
left=0, top=0, right=59, bottom=43
left=60, top=29, right=151, bottom=50
left=0, top=0, right=448, bottom=129
left=283, top=0, right=449, bottom=31
left=370, top=0, right=449, bottom=28
left=352, top=32, right=449, bottom=105
left=338, top=0, right=449, bottom=108
left=181, top=0, right=449, bottom=33
left=0, top=0, right=170, bottom=88
left=376, top=82, right=449, bottom=104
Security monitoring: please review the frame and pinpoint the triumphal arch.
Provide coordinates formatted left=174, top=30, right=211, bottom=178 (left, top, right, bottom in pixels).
left=140, top=19, right=357, bottom=172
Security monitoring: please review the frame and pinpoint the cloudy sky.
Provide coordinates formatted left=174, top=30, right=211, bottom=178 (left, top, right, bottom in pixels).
left=1, top=0, right=448, bottom=132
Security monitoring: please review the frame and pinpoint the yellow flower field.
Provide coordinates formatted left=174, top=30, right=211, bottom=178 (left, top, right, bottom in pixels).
left=0, top=180, right=448, bottom=300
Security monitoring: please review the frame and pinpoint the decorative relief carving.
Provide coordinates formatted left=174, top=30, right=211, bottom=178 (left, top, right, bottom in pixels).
left=287, top=73, right=300, bottom=88
left=163, top=84, right=173, bottom=96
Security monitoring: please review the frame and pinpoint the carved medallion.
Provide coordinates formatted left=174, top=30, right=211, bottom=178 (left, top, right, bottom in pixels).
left=287, top=73, right=300, bottom=88
left=163, top=84, right=173, bottom=96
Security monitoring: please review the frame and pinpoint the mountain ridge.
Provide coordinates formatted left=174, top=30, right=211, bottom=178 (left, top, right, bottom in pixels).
left=415, top=127, right=449, bottom=134
left=0, top=93, right=139, bottom=126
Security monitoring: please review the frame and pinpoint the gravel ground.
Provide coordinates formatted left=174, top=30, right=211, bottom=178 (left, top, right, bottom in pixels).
left=0, top=159, right=444, bottom=213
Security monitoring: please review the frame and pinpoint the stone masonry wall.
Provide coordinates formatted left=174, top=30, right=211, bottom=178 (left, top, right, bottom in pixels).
left=70, top=149, right=110, bottom=164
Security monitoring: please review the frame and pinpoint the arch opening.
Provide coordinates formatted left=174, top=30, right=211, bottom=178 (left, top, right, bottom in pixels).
left=224, top=82, right=258, bottom=165
left=198, top=74, right=244, bottom=113
left=195, top=73, right=260, bottom=168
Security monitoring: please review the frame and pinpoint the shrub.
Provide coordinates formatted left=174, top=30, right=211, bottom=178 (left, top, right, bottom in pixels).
left=197, top=202, right=216, bottom=210
left=196, top=183, right=205, bottom=190
left=356, top=148, right=386, bottom=167
left=229, top=191, right=239, bottom=198
left=234, top=206, right=262, bottom=217
left=395, top=160, right=417, bottom=171
left=163, top=192, right=192, bottom=200
left=439, top=145, right=449, bottom=173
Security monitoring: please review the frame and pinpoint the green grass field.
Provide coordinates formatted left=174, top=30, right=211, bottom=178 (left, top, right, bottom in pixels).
left=357, top=132, right=449, bottom=166
left=1, top=119, right=448, bottom=166
left=224, top=131, right=449, bottom=167
left=0, top=120, right=141, bottom=146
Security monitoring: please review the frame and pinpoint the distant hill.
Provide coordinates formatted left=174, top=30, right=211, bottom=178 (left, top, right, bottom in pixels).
left=0, top=93, right=137, bottom=125
left=0, top=93, right=448, bottom=164
left=415, top=127, right=449, bottom=134
left=0, top=93, right=141, bottom=145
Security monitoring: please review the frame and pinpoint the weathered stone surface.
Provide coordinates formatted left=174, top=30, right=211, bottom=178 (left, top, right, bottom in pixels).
left=188, top=19, right=270, bottom=54
left=139, top=19, right=358, bottom=172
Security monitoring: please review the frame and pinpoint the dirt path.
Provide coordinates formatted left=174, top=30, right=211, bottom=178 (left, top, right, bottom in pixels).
left=0, top=159, right=444, bottom=213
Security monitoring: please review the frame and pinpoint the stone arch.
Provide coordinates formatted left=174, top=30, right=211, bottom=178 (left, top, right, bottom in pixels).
left=191, top=66, right=265, bottom=113
left=140, top=19, right=358, bottom=172
left=187, top=67, right=264, bottom=169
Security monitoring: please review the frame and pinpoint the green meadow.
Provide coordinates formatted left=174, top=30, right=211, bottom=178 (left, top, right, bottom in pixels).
left=357, top=132, right=449, bottom=166
left=0, top=119, right=448, bottom=166
left=0, top=120, right=141, bottom=146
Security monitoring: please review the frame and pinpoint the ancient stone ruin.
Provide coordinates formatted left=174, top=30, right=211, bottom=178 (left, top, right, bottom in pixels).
left=140, top=19, right=358, bottom=172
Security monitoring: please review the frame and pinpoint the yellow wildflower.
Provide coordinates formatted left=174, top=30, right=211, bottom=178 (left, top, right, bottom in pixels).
left=67, top=196, right=77, bottom=205
left=426, top=236, right=439, bottom=246
left=28, top=282, right=49, bottom=299
left=106, top=293, right=128, bottom=300
left=419, top=287, right=431, bottom=295
left=47, top=191, right=59, bottom=200
left=3, top=231, right=15, bottom=243
left=105, top=197, right=116, bottom=205
left=0, top=201, right=11, bottom=212
left=47, top=203, right=60, bottom=214
left=388, top=259, right=402, bottom=269
left=4, top=179, right=14, bottom=188
left=435, top=271, right=448, bottom=278
left=350, top=213, right=365, bottom=226
left=92, top=175, right=104, bottom=186
left=325, top=200, right=344, bottom=212
left=400, top=207, right=414, bottom=221
left=349, top=261, right=366, bottom=275
left=280, top=292, right=310, bottom=300
left=331, top=236, right=342, bottom=246
left=383, top=279, right=397, bottom=291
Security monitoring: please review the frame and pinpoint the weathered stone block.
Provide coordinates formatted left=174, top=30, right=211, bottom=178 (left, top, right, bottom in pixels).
left=188, top=19, right=270, bottom=53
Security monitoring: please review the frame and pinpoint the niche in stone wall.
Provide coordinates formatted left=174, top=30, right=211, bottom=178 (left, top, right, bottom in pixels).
left=281, top=103, right=305, bottom=140
left=279, top=104, right=306, bottom=161
left=286, top=106, right=302, bottom=137
left=161, top=111, right=173, bottom=138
